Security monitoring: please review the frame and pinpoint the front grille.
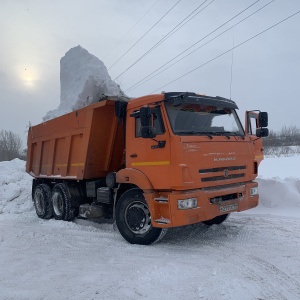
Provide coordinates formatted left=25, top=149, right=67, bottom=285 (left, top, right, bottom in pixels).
left=210, top=192, right=240, bottom=204
left=199, top=165, right=246, bottom=183
left=201, top=173, right=244, bottom=182
left=199, top=165, right=246, bottom=174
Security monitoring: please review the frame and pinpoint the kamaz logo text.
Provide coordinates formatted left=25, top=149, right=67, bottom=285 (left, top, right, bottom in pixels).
left=214, top=157, right=236, bottom=161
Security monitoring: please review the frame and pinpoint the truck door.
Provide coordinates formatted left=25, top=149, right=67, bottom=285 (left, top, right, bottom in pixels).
left=246, top=111, right=264, bottom=166
left=126, top=105, right=170, bottom=189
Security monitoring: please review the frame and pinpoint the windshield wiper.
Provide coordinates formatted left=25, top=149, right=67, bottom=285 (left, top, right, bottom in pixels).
left=212, top=131, right=245, bottom=139
left=174, top=130, right=213, bottom=139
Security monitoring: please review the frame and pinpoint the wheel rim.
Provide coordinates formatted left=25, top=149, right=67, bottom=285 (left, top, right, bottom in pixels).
left=52, top=192, right=64, bottom=216
left=35, top=190, right=44, bottom=214
left=125, top=201, right=151, bottom=234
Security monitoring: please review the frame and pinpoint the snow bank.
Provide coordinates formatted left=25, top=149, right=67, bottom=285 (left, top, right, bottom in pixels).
left=43, top=45, right=125, bottom=121
left=0, top=156, right=299, bottom=217
left=247, top=155, right=300, bottom=217
left=258, top=155, right=300, bottom=179
left=0, top=159, right=33, bottom=214
left=254, top=177, right=300, bottom=217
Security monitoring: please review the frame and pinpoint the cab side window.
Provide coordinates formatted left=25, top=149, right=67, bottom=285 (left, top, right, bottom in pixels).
left=248, top=113, right=258, bottom=135
left=135, top=117, right=142, bottom=137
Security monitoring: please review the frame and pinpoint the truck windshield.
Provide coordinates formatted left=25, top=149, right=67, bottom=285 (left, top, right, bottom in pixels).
left=165, top=102, right=244, bottom=136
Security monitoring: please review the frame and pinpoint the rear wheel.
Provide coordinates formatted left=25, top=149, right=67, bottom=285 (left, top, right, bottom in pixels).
left=203, top=213, right=229, bottom=226
left=116, top=189, right=167, bottom=245
left=52, top=183, right=77, bottom=221
left=33, top=184, right=52, bottom=219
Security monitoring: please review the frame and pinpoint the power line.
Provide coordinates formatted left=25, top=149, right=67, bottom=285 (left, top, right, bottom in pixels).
left=114, top=0, right=214, bottom=81
left=103, top=0, right=161, bottom=59
left=125, top=0, right=264, bottom=93
left=150, top=9, right=300, bottom=94
left=114, top=0, right=212, bottom=80
left=147, top=0, right=213, bottom=51
left=108, top=0, right=183, bottom=71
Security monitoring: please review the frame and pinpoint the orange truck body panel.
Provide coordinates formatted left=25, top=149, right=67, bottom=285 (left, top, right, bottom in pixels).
left=26, top=100, right=125, bottom=179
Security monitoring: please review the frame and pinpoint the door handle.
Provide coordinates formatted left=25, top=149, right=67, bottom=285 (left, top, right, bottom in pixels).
left=130, top=153, right=138, bottom=158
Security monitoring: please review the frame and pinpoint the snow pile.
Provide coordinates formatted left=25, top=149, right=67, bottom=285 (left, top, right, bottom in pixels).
left=256, top=178, right=300, bottom=217
left=43, top=45, right=125, bottom=121
left=250, top=156, right=300, bottom=217
left=0, top=159, right=33, bottom=214
left=258, top=155, right=300, bottom=178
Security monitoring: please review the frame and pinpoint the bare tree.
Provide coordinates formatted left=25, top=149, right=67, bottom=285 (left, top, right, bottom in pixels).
left=280, top=125, right=300, bottom=146
left=0, top=130, right=23, bottom=161
left=263, top=125, right=300, bottom=156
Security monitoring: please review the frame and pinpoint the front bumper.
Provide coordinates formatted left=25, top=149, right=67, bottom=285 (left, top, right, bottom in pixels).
left=145, top=181, right=258, bottom=228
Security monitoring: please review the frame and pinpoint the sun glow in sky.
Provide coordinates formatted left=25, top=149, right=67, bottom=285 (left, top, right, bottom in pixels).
left=19, top=66, right=38, bottom=88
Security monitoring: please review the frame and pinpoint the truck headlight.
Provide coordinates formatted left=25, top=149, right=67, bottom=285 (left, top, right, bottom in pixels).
left=178, top=198, right=198, bottom=210
left=250, top=187, right=258, bottom=196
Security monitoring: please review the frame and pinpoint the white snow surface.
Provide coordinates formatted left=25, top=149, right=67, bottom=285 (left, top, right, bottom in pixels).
left=0, top=157, right=300, bottom=299
left=43, top=46, right=124, bottom=121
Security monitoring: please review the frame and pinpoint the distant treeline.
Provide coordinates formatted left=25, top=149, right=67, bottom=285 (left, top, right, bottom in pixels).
left=263, top=125, right=300, bottom=156
left=0, top=130, right=26, bottom=162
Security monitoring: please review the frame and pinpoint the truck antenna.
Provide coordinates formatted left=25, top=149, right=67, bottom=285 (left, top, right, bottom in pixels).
left=230, top=36, right=234, bottom=100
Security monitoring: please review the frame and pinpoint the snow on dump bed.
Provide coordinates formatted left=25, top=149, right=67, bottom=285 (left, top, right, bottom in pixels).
left=0, top=156, right=299, bottom=217
left=43, top=45, right=125, bottom=121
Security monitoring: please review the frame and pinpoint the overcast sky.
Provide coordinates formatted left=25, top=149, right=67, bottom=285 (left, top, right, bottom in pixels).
left=1, top=0, right=300, bottom=146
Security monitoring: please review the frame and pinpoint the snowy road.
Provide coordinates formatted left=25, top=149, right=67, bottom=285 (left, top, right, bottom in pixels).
left=1, top=212, right=300, bottom=300
left=1, top=158, right=300, bottom=299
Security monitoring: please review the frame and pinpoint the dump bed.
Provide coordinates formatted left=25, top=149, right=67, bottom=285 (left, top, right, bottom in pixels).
left=26, top=100, right=125, bottom=180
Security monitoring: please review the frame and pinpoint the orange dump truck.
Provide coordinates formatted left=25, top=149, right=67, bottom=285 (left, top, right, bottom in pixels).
left=26, top=92, right=268, bottom=244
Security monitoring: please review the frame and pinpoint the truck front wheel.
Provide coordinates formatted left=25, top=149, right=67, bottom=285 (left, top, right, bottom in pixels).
left=52, top=183, right=77, bottom=221
left=116, top=189, right=166, bottom=245
left=33, top=184, right=52, bottom=219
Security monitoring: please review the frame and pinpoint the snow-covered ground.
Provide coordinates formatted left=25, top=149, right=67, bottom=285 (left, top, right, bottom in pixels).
left=0, top=156, right=299, bottom=300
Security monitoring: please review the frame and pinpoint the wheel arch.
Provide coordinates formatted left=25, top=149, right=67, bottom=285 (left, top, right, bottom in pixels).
left=115, top=168, right=154, bottom=207
left=116, top=168, right=153, bottom=191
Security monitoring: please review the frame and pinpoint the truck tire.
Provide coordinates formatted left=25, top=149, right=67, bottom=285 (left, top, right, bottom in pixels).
left=116, top=188, right=167, bottom=245
left=202, top=213, right=229, bottom=226
left=33, top=184, right=53, bottom=219
left=51, top=183, right=77, bottom=221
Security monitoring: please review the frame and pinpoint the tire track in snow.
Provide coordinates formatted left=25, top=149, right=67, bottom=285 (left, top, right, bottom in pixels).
left=248, top=255, right=300, bottom=299
left=1, top=212, right=300, bottom=300
left=205, top=220, right=300, bottom=300
left=156, top=216, right=300, bottom=300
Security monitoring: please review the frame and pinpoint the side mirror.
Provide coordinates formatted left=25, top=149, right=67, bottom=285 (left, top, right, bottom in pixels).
left=258, top=112, right=268, bottom=128
left=141, top=126, right=157, bottom=138
left=140, top=107, right=157, bottom=138
left=140, top=107, right=152, bottom=127
left=256, top=127, right=269, bottom=137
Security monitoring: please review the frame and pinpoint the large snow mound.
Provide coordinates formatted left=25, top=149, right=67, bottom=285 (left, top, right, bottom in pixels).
left=43, top=45, right=125, bottom=121
left=0, top=159, right=33, bottom=214
left=0, top=156, right=299, bottom=217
